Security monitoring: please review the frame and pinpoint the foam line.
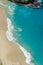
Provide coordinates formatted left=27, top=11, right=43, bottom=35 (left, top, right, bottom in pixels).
left=6, top=18, right=34, bottom=65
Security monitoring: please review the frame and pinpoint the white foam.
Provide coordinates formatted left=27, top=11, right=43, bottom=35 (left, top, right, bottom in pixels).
left=7, top=18, right=14, bottom=31
left=20, top=46, right=34, bottom=65
left=0, top=1, right=35, bottom=64
left=6, top=31, right=14, bottom=41
left=8, top=6, right=13, bottom=12
left=0, top=1, right=6, bottom=7
left=7, top=5, right=16, bottom=16
left=6, top=18, right=34, bottom=65
left=6, top=18, right=14, bottom=41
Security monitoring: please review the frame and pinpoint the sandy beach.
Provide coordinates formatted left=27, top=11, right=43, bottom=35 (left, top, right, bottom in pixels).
left=0, top=0, right=7, bottom=2
left=0, top=2, right=29, bottom=65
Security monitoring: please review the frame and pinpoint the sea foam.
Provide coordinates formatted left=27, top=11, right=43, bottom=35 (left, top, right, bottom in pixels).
left=6, top=17, right=34, bottom=65
left=0, top=1, right=34, bottom=65
left=6, top=18, right=14, bottom=41
left=0, top=1, right=5, bottom=7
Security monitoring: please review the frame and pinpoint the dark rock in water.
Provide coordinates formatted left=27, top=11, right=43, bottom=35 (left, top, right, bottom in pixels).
left=8, top=0, right=14, bottom=2
left=8, top=0, right=42, bottom=9
left=8, top=0, right=36, bottom=4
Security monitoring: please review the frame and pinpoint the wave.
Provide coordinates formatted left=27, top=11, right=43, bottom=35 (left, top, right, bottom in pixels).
left=6, top=18, right=14, bottom=41
left=6, top=17, right=35, bottom=65
left=0, top=1, right=6, bottom=7
left=0, top=1, right=35, bottom=65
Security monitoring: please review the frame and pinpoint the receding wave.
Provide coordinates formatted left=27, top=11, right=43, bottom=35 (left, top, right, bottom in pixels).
left=6, top=17, right=35, bottom=65
left=0, top=1, right=35, bottom=65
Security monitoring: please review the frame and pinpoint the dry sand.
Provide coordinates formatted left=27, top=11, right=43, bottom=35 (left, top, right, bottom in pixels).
left=0, top=5, right=29, bottom=65
left=0, top=0, right=7, bottom=2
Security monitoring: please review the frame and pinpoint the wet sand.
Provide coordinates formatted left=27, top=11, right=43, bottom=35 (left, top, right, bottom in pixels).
left=0, top=4, right=29, bottom=65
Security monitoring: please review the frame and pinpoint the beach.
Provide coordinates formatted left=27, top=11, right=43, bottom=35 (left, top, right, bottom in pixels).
left=0, top=0, right=7, bottom=2
left=1, top=0, right=43, bottom=65
left=0, top=5, right=29, bottom=65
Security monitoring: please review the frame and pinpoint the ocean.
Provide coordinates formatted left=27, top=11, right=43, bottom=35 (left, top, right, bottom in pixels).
left=0, top=1, right=43, bottom=65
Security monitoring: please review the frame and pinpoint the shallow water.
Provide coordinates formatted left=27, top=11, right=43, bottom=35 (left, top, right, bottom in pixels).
left=0, top=1, right=43, bottom=65
left=13, top=6, right=43, bottom=65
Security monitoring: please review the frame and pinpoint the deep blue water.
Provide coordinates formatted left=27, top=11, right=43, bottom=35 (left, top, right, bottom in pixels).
left=3, top=1, right=43, bottom=65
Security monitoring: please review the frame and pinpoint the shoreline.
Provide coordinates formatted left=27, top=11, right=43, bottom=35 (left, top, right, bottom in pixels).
left=0, top=5, right=26, bottom=65
left=0, top=1, right=34, bottom=65
left=6, top=17, right=33, bottom=65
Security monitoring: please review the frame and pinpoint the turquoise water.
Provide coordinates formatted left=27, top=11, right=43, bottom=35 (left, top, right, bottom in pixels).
left=12, top=4, right=43, bottom=65
left=1, top=1, right=43, bottom=65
